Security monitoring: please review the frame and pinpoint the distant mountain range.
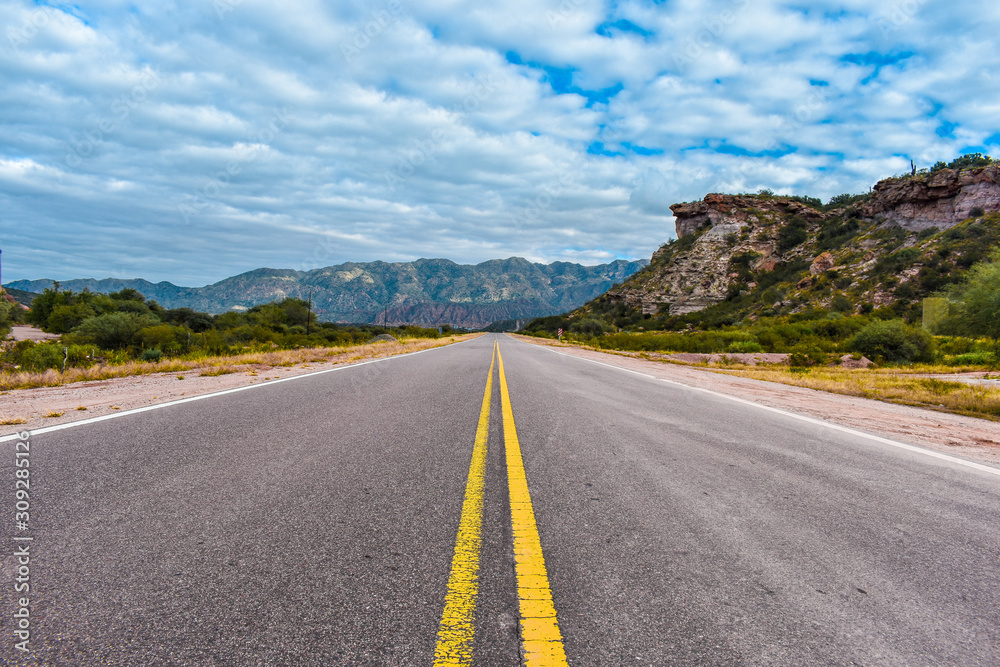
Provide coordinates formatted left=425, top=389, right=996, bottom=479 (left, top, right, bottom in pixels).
left=7, top=257, right=646, bottom=329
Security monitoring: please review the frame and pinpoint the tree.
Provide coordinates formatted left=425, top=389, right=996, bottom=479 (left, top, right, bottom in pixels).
left=0, top=296, right=14, bottom=337
left=71, top=312, right=159, bottom=349
left=110, top=288, right=146, bottom=302
left=938, top=251, right=1000, bottom=343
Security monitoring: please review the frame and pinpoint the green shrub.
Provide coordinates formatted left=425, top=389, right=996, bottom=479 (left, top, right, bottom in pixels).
left=777, top=218, right=809, bottom=253
left=789, top=344, right=827, bottom=367
left=727, top=340, right=763, bottom=353
left=846, top=319, right=935, bottom=363
left=937, top=250, right=1000, bottom=341
left=141, top=348, right=163, bottom=362
left=569, top=318, right=609, bottom=337
left=71, top=312, right=159, bottom=349
left=830, top=294, right=854, bottom=313
left=944, top=351, right=995, bottom=366
left=873, top=247, right=922, bottom=276
left=936, top=336, right=976, bottom=356
left=17, top=342, right=65, bottom=371
left=0, top=297, right=13, bottom=337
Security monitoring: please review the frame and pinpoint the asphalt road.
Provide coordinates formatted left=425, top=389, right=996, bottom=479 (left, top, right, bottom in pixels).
left=2, top=334, right=998, bottom=665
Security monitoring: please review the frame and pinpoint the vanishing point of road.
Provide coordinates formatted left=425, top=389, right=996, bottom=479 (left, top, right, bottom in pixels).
left=2, top=334, right=998, bottom=665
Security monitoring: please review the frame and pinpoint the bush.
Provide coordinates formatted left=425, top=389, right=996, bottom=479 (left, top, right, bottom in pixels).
left=569, top=318, right=609, bottom=337
left=777, top=217, right=809, bottom=254
left=944, top=351, right=995, bottom=366
left=938, top=250, right=1000, bottom=341
left=141, top=348, right=163, bottom=362
left=72, top=312, right=159, bottom=349
left=0, top=297, right=13, bottom=337
left=138, top=324, right=190, bottom=352
left=846, top=319, right=935, bottom=363
left=789, top=344, right=827, bottom=367
left=18, top=342, right=67, bottom=371
left=830, top=294, right=854, bottom=313
left=873, top=247, right=922, bottom=277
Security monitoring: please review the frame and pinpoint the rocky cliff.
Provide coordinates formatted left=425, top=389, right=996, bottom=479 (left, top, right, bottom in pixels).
left=669, top=194, right=826, bottom=238
left=609, top=195, right=824, bottom=315
left=599, top=165, right=1000, bottom=320
left=859, top=165, right=1000, bottom=230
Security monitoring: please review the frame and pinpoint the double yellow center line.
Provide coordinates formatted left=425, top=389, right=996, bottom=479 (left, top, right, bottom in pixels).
left=434, top=341, right=568, bottom=666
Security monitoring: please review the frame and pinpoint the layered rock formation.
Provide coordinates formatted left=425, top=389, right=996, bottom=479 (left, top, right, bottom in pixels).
left=669, top=194, right=825, bottom=238
left=605, top=165, right=1000, bottom=317
left=610, top=195, right=816, bottom=315
left=858, top=165, right=1000, bottom=230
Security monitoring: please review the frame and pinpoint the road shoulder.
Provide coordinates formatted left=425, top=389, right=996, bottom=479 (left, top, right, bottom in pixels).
left=1, top=335, right=481, bottom=436
left=509, top=334, right=1000, bottom=468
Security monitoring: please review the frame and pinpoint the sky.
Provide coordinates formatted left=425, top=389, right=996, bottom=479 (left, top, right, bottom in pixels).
left=2, top=0, right=998, bottom=286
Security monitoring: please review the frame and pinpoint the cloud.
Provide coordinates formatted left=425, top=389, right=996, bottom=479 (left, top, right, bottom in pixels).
left=1, top=0, right=998, bottom=285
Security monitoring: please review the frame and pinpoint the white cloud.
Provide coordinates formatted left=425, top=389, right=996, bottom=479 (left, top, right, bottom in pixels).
left=1, top=0, right=998, bottom=285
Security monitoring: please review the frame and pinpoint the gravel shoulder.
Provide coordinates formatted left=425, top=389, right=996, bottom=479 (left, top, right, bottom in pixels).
left=0, top=336, right=479, bottom=436
left=511, top=335, right=1000, bottom=468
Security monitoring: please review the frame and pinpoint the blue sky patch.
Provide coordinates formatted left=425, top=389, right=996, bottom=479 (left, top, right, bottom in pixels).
left=595, top=19, right=654, bottom=40
left=507, top=51, right=624, bottom=106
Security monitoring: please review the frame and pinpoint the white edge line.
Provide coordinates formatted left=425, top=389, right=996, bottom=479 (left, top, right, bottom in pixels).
left=0, top=337, right=480, bottom=443
left=532, top=342, right=1000, bottom=477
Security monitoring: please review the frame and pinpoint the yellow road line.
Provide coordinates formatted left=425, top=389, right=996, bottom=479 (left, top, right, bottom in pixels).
left=497, top=347, right=569, bottom=666
left=433, top=342, right=497, bottom=666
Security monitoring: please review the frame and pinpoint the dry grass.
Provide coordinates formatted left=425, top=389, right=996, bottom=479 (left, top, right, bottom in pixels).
left=199, top=367, right=237, bottom=377
left=516, top=335, right=1000, bottom=421
left=713, top=365, right=1000, bottom=420
left=0, top=335, right=479, bottom=392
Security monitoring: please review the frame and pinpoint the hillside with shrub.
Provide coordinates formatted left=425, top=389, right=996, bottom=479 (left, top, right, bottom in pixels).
left=7, top=257, right=646, bottom=329
left=524, top=155, right=1000, bottom=367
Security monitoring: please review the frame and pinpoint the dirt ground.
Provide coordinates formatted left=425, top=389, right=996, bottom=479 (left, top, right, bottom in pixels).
left=0, top=337, right=477, bottom=435
left=512, top=335, right=1000, bottom=468
left=8, top=325, right=60, bottom=342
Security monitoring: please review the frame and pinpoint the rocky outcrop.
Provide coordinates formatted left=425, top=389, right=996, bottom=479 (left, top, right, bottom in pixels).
left=587, top=164, right=1000, bottom=322
left=809, top=252, right=836, bottom=275
left=859, top=166, right=1000, bottom=230
left=607, top=195, right=827, bottom=316
left=669, top=194, right=826, bottom=238
left=608, top=194, right=826, bottom=315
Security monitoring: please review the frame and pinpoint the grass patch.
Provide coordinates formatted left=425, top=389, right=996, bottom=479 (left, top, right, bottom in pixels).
left=715, top=366, right=1000, bottom=420
left=1, top=418, right=27, bottom=425
left=0, top=335, right=480, bottom=391
left=43, top=412, right=64, bottom=418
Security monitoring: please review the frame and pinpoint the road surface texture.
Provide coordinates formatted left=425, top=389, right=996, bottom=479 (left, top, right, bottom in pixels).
left=1, top=334, right=998, bottom=665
